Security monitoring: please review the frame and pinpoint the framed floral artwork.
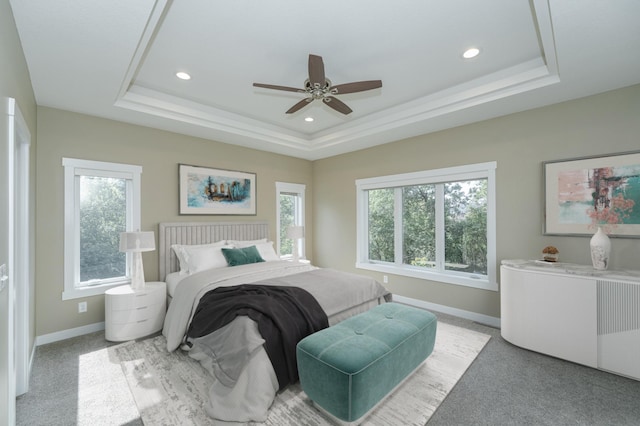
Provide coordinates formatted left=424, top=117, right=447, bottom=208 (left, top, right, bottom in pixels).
left=179, top=164, right=256, bottom=215
left=543, top=151, right=640, bottom=237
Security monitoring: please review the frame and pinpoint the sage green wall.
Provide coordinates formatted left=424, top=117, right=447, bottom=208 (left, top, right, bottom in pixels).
left=312, top=84, right=640, bottom=319
left=1, top=0, right=37, bottom=418
left=35, top=107, right=313, bottom=336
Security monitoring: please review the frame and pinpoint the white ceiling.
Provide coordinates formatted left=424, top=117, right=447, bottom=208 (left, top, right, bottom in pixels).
left=10, top=0, right=640, bottom=160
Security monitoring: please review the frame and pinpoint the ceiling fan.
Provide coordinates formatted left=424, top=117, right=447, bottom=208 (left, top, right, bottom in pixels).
left=253, top=54, right=382, bottom=115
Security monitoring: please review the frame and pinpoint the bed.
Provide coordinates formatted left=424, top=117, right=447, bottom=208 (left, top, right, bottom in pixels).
left=158, top=222, right=391, bottom=423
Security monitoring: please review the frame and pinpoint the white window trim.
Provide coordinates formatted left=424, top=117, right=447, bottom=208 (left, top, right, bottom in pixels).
left=275, top=182, right=306, bottom=259
left=356, top=161, right=497, bottom=291
left=62, top=158, right=142, bottom=300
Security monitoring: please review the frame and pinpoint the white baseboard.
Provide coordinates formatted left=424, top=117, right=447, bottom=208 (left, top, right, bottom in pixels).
left=36, top=322, right=105, bottom=346
left=393, top=295, right=501, bottom=329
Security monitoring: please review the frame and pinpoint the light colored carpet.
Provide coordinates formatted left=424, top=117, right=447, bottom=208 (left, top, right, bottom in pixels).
left=110, top=322, right=490, bottom=425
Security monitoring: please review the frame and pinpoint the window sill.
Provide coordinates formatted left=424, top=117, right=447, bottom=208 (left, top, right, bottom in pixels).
left=62, top=279, right=130, bottom=300
left=356, top=262, right=498, bottom=291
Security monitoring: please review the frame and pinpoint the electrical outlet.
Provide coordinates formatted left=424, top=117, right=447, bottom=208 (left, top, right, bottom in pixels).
left=78, top=301, right=87, bottom=313
left=383, top=275, right=388, bottom=284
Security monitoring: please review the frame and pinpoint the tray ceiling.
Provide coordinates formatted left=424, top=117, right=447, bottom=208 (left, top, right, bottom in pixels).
left=10, top=0, right=640, bottom=159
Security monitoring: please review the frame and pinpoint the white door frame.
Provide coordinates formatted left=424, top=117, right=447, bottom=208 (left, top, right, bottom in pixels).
left=4, top=98, right=31, bottom=426
left=11, top=99, right=31, bottom=397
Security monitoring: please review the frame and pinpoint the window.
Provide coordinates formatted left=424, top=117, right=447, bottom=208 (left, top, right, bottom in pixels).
left=276, top=182, right=306, bottom=259
left=63, top=158, right=142, bottom=300
left=356, top=162, right=497, bottom=291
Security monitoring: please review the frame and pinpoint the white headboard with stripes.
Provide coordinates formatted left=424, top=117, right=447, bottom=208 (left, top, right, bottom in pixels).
left=158, top=221, right=269, bottom=281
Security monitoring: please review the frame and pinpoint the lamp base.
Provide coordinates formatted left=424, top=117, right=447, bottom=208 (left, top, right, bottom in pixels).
left=131, top=252, right=147, bottom=290
left=292, top=241, right=299, bottom=262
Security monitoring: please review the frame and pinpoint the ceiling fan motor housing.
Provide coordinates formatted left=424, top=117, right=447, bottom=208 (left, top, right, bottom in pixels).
left=305, top=78, right=332, bottom=100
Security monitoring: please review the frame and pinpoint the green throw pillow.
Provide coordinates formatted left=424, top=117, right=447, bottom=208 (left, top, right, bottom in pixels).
left=221, top=246, right=265, bottom=266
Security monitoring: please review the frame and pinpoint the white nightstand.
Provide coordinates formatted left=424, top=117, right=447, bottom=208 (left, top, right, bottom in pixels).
left=105, top=281, right=166, bottom=342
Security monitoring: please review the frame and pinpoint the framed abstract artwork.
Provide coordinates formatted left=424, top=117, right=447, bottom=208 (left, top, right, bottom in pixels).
left=543, top=151, right=640, bottom=237
left=179, top=164, right=256, bottom=215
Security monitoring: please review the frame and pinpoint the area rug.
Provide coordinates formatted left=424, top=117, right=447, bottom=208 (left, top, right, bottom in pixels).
left=110, top=322, right=490, bottom=425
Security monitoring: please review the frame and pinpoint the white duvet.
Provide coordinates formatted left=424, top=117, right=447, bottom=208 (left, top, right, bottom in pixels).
left=162, top=260, right=390, bottom=423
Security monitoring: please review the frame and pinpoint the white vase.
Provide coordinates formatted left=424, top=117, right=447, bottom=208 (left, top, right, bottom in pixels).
left=590, top=227, right=611, bottom=270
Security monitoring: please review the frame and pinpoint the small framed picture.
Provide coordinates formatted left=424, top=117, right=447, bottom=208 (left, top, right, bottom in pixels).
left=179, top=164, right=256, bottom=215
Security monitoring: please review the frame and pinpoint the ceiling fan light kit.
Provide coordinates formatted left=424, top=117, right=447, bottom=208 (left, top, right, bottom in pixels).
left=253, top=54, right=382, bottom=115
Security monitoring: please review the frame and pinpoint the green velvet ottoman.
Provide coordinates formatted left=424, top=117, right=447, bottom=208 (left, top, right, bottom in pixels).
left=296, top=302, right=437, bottom=423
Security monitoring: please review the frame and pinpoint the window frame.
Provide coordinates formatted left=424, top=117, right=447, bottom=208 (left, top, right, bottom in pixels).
left=275, top=182, right=306, bottom=259
left=356, top=161, right=497, bottom=291
left=62, top=158, right=142, bottom=300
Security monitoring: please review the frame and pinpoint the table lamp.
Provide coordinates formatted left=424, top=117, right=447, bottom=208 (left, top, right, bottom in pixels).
left=119, top=231, right=155, bottom=290
left=286, top=225, right=305, bottom=262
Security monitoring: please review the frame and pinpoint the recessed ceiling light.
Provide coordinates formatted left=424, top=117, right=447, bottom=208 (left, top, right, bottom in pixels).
left=463, top=48, right=480, bottom=59
left=304, top=117, right=314, bottom=122
left=176, top=71, right=191, bottom=80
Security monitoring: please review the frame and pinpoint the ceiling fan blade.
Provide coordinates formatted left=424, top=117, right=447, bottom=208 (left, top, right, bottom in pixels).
left=331, top=80, right=382, bottom=94
left=308, top=54, right=326, bottom=88
left=286, top=98, right=312, bottom=114
left=323, top=96, right=352, bottom=115
left=253, top=83, right=304, bottom=93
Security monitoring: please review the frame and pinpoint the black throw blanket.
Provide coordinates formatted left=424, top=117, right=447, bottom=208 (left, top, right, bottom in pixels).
left=186, top=284, right=329, bottom=390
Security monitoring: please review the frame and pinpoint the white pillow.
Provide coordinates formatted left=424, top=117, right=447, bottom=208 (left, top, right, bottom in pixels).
left=186, top=244, right=234, bottom=273
left=172, top=241, right=227, bottom=273
left=254, top=241, right=280, bottom=262
left=227, top=238, right=268, bottom=248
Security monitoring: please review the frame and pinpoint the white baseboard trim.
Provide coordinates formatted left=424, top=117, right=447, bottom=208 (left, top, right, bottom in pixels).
left=36, top=322, right=105, bottom=346
left=393, top=295, right=501, bottom=329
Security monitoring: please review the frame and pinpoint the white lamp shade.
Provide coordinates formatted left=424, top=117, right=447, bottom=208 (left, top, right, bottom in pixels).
left=286, top=226, right=305, bottom=240
left=286, top=226, right=304, bottom=262
left=119, top=231, right=155, bottom=253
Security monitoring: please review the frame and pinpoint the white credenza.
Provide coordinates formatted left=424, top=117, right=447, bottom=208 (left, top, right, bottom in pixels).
left=501, top=260, right=640, bottom=381
left=105, top=281, right=166, bottom=341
